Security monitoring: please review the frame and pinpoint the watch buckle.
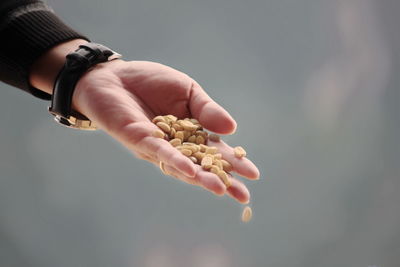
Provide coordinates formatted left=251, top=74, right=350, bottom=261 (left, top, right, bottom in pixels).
left=66, top=116, right=97, bottom=130
left=49, top=107, right=97, bottom=130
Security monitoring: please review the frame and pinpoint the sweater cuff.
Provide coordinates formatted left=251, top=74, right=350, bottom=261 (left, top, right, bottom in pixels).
left=0, top=2, right=90, bottom=100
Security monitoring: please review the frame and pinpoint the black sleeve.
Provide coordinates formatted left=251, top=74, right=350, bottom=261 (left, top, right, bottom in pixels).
left=0, top=0, right=89, bottom=100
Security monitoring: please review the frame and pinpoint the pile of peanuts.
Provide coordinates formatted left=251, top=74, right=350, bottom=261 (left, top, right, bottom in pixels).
left=152, top=115, right=252, bottom=222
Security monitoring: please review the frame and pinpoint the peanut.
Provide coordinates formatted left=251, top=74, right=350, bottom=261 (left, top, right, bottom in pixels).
left=156, top=122, right=171, bottom=133
left=170, top=127, right=176, bottom=138
left=234, top=146, right=246, bottom=158
left=199, top=144, right=208, bottom=152
left=182, top=142, right=196, bottom=146
left=189, top=156, right=198, bottom=164
left=217, top=170, right=231, bottom=188
left=152, top=116, right=166, bottom=124
left=185, top=145, right=199, bottom=153
left=169, top=138, right=182, bottom=147
left=188, top=135, right=197, bottom=143
left=210, top=165, right=220, bottom=175
left=196, top=130, right=208, bottom=138
left=214, top=159, right=223, bottom=170
left=205, top=146, right=218, bottom=155
left=189, top=118, right=200, bottom=125
left=208, top=133, right=221, bottom=142
left=183, top=130, right=191, bottom=140
left=172, top=123, right=184, bottom=131
left=213, top=153, right=222, bottom=160
left=193, top=152, right=205, bottom=161
left=179, top=120, right=198, bottom=131
left=196, top=135, right=205, bottom=145
left=175, top=131, right=185, bottom=141
left=201, top=155, right=213, bottom=170
left=221, top=159, right=233, bottom=172
left=180, top=149, right=192, bottom=157
left=152, top=129, right=165, bottom=139
left=241, top=206, right=252, bottom=223
left=166, top=115, right=177, bottom=122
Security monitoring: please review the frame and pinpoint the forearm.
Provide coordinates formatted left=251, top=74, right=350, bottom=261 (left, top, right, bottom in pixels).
left=0, top=0, right=89, bottom=99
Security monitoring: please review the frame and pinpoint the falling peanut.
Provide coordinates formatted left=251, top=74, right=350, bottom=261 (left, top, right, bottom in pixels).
left=241, top=206, right=253, bottom=223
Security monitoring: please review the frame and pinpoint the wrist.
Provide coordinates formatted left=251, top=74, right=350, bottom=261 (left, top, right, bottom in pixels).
left=46, top=42, right=122, bottom=130
left=29, top=39, right=89, bottom=95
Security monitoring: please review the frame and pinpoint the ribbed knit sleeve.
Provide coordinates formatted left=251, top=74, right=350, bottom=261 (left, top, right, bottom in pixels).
left=0, top=0, right=90, bottom=100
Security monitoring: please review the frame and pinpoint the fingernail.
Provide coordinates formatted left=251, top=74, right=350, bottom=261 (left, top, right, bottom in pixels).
left=242, top=198, right=250, bottom=204
left=216, top=188, right=226, bottom=196
left=253, top=169, right=261, bottom=180
left=229, top=120, right=237, bottom=135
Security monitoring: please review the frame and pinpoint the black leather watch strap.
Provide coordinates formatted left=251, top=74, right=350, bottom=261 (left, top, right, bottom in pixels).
left=48, top=43, right=121, bottom=130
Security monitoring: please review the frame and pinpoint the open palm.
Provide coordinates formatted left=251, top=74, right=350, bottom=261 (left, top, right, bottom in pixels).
left=73, top=60, right=260, bottom=203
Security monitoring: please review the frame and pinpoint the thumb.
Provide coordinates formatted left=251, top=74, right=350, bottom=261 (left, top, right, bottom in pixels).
left=189, top=81, right=237, bottom=134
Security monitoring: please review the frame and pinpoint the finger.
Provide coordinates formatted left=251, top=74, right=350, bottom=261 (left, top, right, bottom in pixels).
left=160, top=161, right=249, bottom=203
left=162, top=164, right=199, bottom=185
left=226, top=175, right=251, bottom=204
left=193, top=165, right=226, bottom=196
left=137, top=153, right=198, bottom=186
left=139, top=153, right=248, bottom=204
left=189, top=81, right=237, bottom=134
left=163, top=164, right=226, bottom=196
left=208, top=139, right=260, bottom=180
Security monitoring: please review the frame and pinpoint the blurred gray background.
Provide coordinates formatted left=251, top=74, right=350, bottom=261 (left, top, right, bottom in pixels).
left=1, top=0, right=399, bottom=266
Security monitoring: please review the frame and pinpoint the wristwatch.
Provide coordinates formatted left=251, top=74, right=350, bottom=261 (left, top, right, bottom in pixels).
left=48, top=43, right=121, bottom=130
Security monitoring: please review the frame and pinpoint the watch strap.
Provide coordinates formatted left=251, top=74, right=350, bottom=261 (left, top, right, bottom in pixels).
left=48, top=43, right=121, bottom=130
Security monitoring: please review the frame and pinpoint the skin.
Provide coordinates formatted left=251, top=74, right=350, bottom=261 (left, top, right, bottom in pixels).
left=30, top=39, right=260, bottom=204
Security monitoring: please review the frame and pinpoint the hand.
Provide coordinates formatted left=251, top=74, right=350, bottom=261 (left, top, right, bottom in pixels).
left=29, top=39, right=260, bottom=204
left=72, top=60, right=260, bottom=203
